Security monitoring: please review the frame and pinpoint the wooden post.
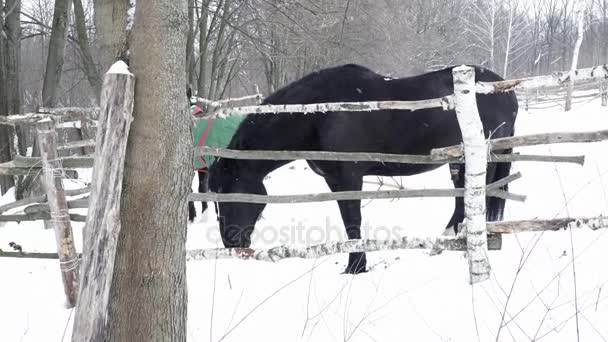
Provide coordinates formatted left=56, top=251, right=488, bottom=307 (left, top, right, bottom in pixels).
left=71, top=61, right=135, bottom=341
left=452, top=65, right=491, bottom=284
left=36, top=118, right=80, bottom=307
left=601, top=81, right=607, bottom=107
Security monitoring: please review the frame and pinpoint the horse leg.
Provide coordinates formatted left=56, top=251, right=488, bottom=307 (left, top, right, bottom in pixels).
left=188, top=200, right=196, bottom=222
left=486, top=150, right=512, bottom=222
left=445, top=155, right=511, bottom=234
left=324, top=176, right=367, bottom=274
left=445, top=163, right=465, bottom=235
left=198, top=170, right=208, bottom=214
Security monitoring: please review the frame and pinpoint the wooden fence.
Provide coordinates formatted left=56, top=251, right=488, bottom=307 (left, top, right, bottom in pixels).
left=1, top=63, right=608, bottom=305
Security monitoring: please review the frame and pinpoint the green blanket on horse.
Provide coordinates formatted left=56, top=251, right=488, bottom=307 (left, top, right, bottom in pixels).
left=192, top=104, right=245, bottom=170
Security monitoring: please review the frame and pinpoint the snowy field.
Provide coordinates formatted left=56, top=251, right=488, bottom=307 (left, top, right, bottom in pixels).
left=1, top=94, right=608, bottom=341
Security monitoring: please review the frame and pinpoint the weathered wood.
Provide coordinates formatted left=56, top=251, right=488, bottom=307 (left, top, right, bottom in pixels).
left=0, top=186, right=90, bottom=214
left=431, top=129, right=608, bottom=160
left=189, top=174, right=526, bottom=203
left=187, top=234, right=503, bottom=261
left=194, top=93, right=263, bottom=108
left=57, top=139, right=96, bottom=151
left=0, top=107, right=100, bottom=126
left=476, top=64, right=608, bottom=94
left=72, top=61, right=135, bottom=341
left=24, top=197, right=89, bottom=213
left=12, top=155, right=94, bottom=168
left=196, top=146, right=585, bottom=165
left=0, top=212, right=87, bottom=222
left=0, top=251, right=82, bottom=259
left=194, top=96, right=455, bottom=119
left=0, top=161, right=80, bottom=177
left=452, top=66, right=491, bottom=284
left=36, top=119, right=80, bottom=307
left=485, top=215, right=608, bottom=234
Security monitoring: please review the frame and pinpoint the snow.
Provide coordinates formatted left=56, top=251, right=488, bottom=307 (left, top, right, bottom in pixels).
left=106, top=61, right=132, bottom=76
left=2, top=96, right=608, bottom=341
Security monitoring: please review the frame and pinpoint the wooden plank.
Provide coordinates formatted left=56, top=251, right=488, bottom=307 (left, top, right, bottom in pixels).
left=194, top=96, right=455, bottom=119
left=0, top=212, right=86, bottom=222
left=189, top=174, right=526, bottom=204
left=187, top=234, right=503, bottom=261
left=0, top=186, right=90, bottom=214
left=57, top=139, right=96, bottom=151
left=431, top=129, right=608, bottom=160
left=0, top=251, right=82, bottom=259
left=477, top=64, right=608, bottom=94
left=72, top=61, right=135, bottom=341
left=0, top=107, right=100, bottom=126
left=36, top=119, right=80, bottom=307
left=196, top=146, right=585, bottom=165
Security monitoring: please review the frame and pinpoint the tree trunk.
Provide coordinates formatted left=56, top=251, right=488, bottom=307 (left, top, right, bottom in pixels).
left=197, top=1, right=211, bottom=97
left=106, top=0, right=191, bottom=340
left=186, top=0, right=196, bottom=88
left=41, top=0, right=70, bottom=107
left=73, top=0, right=102, bottom=102
left=94, top=0, right=130, bottom=73
left=0, top=0, right=23, bottom=195
left=566, top=0, right=586, bottom=111
left=0, top=1, right=12, bottom=194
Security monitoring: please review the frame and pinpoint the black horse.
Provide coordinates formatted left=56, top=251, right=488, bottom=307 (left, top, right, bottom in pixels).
left=208, top=64, right=518, bottom=274
left=188, top=170, right=210, bottom=221
left=187, top=87, right=215, bottom=222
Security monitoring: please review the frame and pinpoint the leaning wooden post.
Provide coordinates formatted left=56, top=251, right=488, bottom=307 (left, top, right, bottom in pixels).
left=452, top=65, right=491, bottom=284
left=71, top=61, right=135, bottom=341
left=36, top=118, right=80, bottom=307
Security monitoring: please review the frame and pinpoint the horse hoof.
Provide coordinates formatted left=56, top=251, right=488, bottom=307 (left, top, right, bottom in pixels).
left=342, top=266, right=368, bottom=274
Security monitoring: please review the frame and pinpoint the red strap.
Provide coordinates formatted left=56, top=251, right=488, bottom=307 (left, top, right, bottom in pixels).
left=194, top=104, right=215, bottom=172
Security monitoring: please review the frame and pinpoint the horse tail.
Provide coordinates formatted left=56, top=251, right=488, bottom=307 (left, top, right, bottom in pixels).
left=487, top=150, right=512, bottom=222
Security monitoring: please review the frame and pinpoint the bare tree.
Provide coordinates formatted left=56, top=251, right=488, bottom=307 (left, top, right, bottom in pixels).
left=464, top=0, right=499, bottom=70
left=73, top=0, right=102, bottom=100
left=0, top=0, right=23, bottom=195
left=105, top=0, right=191, bottom=340
left=41, top=0, right=69, bottom=107
left=565, top=0, right=587, bottom=111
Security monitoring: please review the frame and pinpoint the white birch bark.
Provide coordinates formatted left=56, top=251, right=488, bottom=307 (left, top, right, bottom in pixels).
left=566, top=0, right=587, bottom=111
left=452, top=65, right=490, bottom=284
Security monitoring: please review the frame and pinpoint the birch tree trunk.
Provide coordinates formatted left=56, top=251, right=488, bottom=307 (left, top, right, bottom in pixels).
left=565, top=0, right=586, bottom=112
left=41, top=0, right=69, bottom=107
left=94, top=0, right=130, bottom=73
left=106, top=1, right=191, bottom=340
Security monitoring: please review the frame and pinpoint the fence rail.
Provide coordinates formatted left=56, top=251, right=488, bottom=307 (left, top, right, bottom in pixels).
left=3, top=63, right=608, bottom=289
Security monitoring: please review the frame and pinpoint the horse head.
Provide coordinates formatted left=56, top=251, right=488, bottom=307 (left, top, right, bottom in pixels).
left=208, top=157, right=267, bottom=248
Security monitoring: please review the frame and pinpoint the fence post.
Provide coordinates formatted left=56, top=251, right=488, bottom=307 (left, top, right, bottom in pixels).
left=71, top=61, right=135, bottom=341
left=36, top=118, right=80, bottom=307
left=452, top=65, right=491, bottom=284
left=601, top=81, right=607, bottom=107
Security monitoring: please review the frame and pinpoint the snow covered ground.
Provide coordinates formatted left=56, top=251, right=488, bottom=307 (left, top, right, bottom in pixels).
left=2, top=94, right=608, bottom=341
